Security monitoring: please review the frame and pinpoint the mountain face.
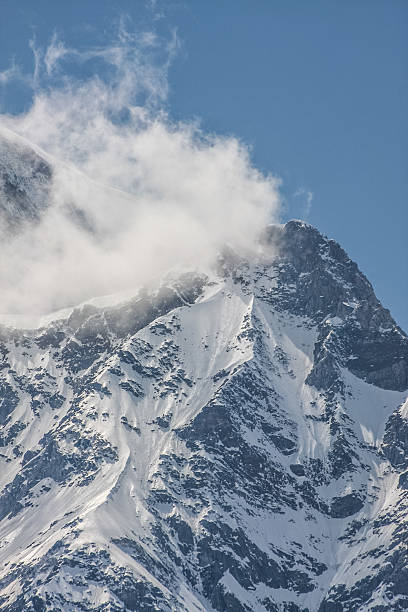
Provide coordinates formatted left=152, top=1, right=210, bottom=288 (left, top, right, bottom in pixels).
left=0, top=217, right=407, bottom=612
left=0, top=130, right=407, bottom=612
left=0, top=129, right=53, bottom=232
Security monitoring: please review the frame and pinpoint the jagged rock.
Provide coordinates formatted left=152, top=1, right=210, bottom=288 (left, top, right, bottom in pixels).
left=329, top=493, right=364, bottom=518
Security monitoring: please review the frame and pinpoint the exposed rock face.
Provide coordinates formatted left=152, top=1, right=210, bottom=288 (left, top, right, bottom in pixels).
left=0, top=220, right=407, bottom=611
left=264, top=222, right=408, bottom=392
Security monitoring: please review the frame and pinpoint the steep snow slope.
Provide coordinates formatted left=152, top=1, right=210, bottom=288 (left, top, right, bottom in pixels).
left=0, top=222, right=407, bottom=611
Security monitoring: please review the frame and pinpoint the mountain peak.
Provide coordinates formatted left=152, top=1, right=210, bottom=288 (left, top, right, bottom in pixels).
left=222, top=220, right=408, bottom=392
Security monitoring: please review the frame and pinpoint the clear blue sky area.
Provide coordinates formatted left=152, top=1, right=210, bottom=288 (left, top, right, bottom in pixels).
left=1, top=1, right=407, bottom=330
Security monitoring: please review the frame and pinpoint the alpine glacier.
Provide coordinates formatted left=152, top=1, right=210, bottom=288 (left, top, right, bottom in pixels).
left=0, top=132, right=407, bottom=612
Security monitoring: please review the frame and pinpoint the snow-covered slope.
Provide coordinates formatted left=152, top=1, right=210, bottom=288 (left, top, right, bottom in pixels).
left=0, top=221, right=407, bottom=611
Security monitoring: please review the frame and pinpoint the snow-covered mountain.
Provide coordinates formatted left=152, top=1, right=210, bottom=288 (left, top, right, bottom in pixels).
left=0, top=137, right=408, bottom=612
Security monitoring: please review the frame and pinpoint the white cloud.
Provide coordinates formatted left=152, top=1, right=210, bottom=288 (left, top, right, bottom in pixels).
left=0, top=28, right=281, bottom=315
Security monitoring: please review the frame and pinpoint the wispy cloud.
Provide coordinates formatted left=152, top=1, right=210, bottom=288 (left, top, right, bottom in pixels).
left=294, top=188, right=313, bottom=218
left=43, top=33, right=70, bottom=76
left=0, top=61, right=31, bottom=88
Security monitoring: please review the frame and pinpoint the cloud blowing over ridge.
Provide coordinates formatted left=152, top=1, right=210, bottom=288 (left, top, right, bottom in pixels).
left=0, top=27, right=281, bottom=316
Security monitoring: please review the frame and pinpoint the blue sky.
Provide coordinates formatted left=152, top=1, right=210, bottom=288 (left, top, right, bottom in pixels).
left=0, top=0, right=407, bottom=330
